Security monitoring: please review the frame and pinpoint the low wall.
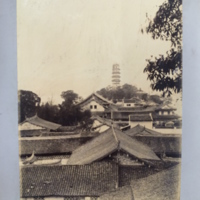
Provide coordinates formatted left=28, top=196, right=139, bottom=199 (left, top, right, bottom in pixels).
left=19, top=133, right=181, bottom=157
left=19, top=136, right=93, bottom=156
left=20, top=130, right=79, bottom=137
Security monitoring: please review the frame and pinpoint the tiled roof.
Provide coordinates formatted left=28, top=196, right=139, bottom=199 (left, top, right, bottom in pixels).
left=19, top=136, right=92, bottom=156
left=124, top=98, right=141, bottom=103
left=117, top=106, right=156, bottom=112
left=152, top=113, right=180, bottom=121
left=131, top=164, right=181, bottom=200
left=21, top=115, right=61, bottom=130
left=91, top=115, right=119, bottom=128
left=124, top=126, right=181, bottom=155
left=135, top=135, right=181, bottom=155
left=99, top=185, right=134, bottom=200
left=129, top=114, right=152, bottom=122
left=115, top=128, right=159, bottom=161
left=77, top=93, right=113, bottom=106
left=21, top=162, right=118, bottom=198
left=124, top=125, right=161, bottom=137
left=112, top=113, right=129, bottom=120
left=155, top=105, right=176, bottom=111
left=67, top=127, right=160, bottom=165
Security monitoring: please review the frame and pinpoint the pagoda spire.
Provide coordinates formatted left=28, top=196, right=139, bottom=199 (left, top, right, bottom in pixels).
left=112, top=64, right=120, bottom=89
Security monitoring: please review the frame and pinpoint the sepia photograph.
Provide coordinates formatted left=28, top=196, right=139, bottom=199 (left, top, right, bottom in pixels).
left=17, top=0, right=182, bottom=199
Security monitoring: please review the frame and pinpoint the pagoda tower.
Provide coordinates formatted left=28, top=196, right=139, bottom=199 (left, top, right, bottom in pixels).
left=112, top=64, right=120, bottom=88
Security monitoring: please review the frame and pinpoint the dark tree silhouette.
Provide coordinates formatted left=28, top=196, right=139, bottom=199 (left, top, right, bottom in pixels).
left=18, top=90, right=41, bottom=123
left=58, top=90, right=92, bottom=127
left=143, top=0, right=182, bottom=96
left=37, top=102, right=60, bottom=123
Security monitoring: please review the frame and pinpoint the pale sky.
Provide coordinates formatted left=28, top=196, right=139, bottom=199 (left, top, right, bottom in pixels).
left=17, top=0, right=172, bottom=104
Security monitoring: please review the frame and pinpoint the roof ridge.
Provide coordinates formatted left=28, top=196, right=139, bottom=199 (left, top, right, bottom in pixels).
left=111, top=126, right=119, bottom=143
left=26, top=114, right=37, bottom=121
left=94, top=92, right=114, bottom=104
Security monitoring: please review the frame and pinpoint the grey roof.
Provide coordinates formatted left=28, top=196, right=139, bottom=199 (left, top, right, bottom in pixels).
left=99, top=185, right=134, bottom=200
left=117, top=106, right=156, bottom=112
left=21, top=162, right=118, bottom=197
left=129, top=114, right=152, bottom=121
left=124, top=125, right=181, bottom=155
left=21, top=115, right=61, bottom=130
left=124, top=124, right=162, bottom=137
left=91, top=115, right=119, bottom=128
left=67, top=127, right=160, bottom=165
left=131, top=164, right=181, bottom=200
left=135, top=135, right=182, bottom=155
left=77, top=92, right=113, bottom=106
left=155, top=105, right=176, bottom=111
left=152, top=113, right=180, bottom=121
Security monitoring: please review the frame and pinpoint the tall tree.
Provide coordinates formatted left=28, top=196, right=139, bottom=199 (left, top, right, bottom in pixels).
left=59, top=90, right=92, bottom=126
left=37, top=102, right=60, bottom=123
left=18, top=90, right=41, bottom=123
left=143, top=0, right=182, bottom=96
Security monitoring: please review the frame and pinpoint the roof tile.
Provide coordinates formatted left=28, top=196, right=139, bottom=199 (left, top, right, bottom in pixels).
left=21, top=162, right=118, bottom=198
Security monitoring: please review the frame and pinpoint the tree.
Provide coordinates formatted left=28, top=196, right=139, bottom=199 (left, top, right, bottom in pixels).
left=149, top=95, right=163, bottom=104
left=59, top=90, right=92, bottom=126
left=37, top=101, right=60, bottom=123
left=122, top=84, right=138, bottom=99
left=143, top=0, right=182, bottom=96
left=18, top=90, right=41, bottom=123
left=61, top=90, right=79, bottom=105
left=97, top=84, right=139, bottom=101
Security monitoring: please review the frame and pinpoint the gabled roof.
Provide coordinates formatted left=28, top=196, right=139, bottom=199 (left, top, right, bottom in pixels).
left=67, top=127, right=160, bottom=165
left=91, top=115, right=119, bottom=128
left=124, top=124, right=162, bottom=137
left=155, top=105, right=176, bottom=111
left=21, top=115, right=61, bottom=130
left=129, top=114, right=152, bottom=122
left=77, top=92, right=113, bottom=106
left=21, top=162, right=118, bottom=197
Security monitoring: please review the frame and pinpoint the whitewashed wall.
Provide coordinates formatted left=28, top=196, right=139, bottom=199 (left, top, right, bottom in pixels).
left=82, top=100, right=105, bottom=112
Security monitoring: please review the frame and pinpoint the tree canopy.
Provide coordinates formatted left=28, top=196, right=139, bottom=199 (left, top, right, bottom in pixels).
left=143, top=0, right=182, bottom=96
left=58, top=90, right=92, bottom=127
left=19, top=90, right=92, bottom=128
left=97, top=84, right=163, bottom=103
left=97, top=84, right=138, bottom=102
left=37, top=101, right=60, bottom=124
left=18, top=90, right=41, bottom=123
